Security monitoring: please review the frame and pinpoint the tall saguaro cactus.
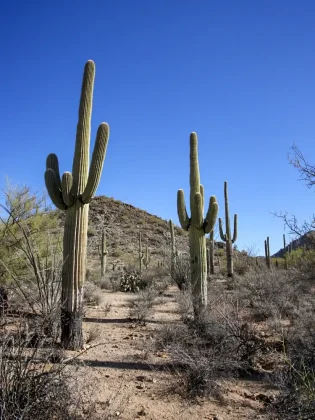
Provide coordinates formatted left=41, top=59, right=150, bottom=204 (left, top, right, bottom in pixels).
left=177, top=132, right=218, bottom=317
left=99, top=229, right=108, bottom=277
left=218, top=181, right=238, bottom=278
left=44, top=61, right=109, bottom=349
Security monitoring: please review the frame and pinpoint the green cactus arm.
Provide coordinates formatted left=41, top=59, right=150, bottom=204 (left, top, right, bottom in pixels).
left=72, top=60, right=95, bottom=195
left=232, top=214, right=238, bottom=243
left=61, top=172, right=74, bottom=207
left=264, top=239, right=267, bottom=258
left=44, top=169, right=66, bottom=210
left=177, top=189, right=190, bottom=231
left=193, top=192, right=204, bottom=228
left=204, top=196, right=219, bottom=234
left=81, top=122, right=109, bottom=203
left=189, top=132, right=201, bottom=211
left=46, top=154, right=62, bottom=190
left=218, top=217, right=226, bottom=241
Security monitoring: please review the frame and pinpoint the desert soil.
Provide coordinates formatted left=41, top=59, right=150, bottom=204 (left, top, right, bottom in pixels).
left=69, top=285, right=275, bottom=420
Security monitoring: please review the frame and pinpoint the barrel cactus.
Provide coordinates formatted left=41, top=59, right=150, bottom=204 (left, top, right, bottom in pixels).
left=44, top=60, right=109, bottom=349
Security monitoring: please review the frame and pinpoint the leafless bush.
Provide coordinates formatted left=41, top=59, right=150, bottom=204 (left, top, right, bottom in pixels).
left=156, top=295, right=264, bottom=398
left=129, top=286, right=159, bottom=323
left=169, top=255, right=191, bottom=291
left=235, top=269, right=305, bottom=322
left=85, top=325, right=101, bottom=344
left=0, top=321, right=91, bottom=419
left=83, top=283, right=103, bottom=306
left=267, top=310, right=315, bottom=419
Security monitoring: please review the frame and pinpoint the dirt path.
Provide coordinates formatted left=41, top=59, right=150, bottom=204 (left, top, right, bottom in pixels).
left=70, top=286, right=273, bottom=420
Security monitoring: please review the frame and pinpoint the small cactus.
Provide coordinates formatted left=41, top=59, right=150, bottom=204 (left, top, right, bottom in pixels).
left=169, top=220, right=178, bottom=278
left=177, top=132, right=218, bottom=317
left=264, top=236, right=271, bottom=269
left=138, top=230, right=144, bottom=273
left=219, top=181, right=238, bottom=278
left=99, top=229, right=108, bottom=277
left=143, top=245, right=151, bottom=270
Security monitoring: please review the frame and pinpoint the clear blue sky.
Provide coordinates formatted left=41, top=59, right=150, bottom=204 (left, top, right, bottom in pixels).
left=1, top=0, right=315, bottom=255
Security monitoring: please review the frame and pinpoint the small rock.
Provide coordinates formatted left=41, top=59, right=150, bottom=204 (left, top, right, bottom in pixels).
left=136, top=375, right=147, bottom=382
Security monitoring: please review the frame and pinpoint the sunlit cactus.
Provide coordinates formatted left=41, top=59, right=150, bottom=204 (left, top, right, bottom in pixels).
left=264, top=236, right=271, bottom=269
left=169, top=219, right=178, bottom=278
left=218, top=181, right=238, bottom=277
left=99, top=229, right=108, bottom=277
left=44, top=60, right=109, bottom=349
left=177, top=132, right=218, bottom=317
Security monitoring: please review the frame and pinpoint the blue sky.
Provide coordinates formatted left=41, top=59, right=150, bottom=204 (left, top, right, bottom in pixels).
left=1, top=0, right=315, bottom=255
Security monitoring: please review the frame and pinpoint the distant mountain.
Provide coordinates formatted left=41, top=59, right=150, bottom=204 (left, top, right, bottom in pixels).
left=272, top=231, right=315, bottom=258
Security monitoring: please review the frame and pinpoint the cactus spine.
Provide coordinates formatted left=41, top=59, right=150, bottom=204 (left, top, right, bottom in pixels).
left=44, top=61, right=109, bottom=349
left=219, top=181, right=238, bottom=278
left=169, top=219, right=178, bottom=278
left=177, top=132, right=218, bottom=317
left=264, top=236, right=271, bottom=269
left=99, top=229, right=108, bottom=277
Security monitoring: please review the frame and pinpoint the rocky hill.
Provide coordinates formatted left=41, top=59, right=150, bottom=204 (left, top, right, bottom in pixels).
left=81, top=195, right=189, bottom=272
left=272, top=231, right=315, bottom=258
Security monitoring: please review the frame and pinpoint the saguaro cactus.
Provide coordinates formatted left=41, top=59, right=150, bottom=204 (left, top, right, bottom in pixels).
left=219, top=181, right=238, bottom=278
left=169, top=219, right=178, bottom=278
left=99, top=229, right=108, bottom=277
left=177, top=132, right=218, bottom=316
left=264, top=236, right=271, bottom=269
left=138, top=230, right=144, bottom=273
left=44, top=60, right=109, bottom=349
left=143, top=245, right=151, bottom=270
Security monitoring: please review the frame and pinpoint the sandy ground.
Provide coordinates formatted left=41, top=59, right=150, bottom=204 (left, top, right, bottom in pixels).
left=68, top=286, right=275, bottom=420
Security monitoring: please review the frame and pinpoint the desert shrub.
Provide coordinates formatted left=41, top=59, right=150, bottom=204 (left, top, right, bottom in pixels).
left=129, top=285, right=159, bottom=322
left=83, top=282, right=103, bottom=306
left=235, top=269, right=304, bottom=322
left=0, top=323, right=90, bottom=419
left=87, top=226, right=97, bottom=237
left=287, top=248, right=315, bottom=281
left=119, top=271, right=147, bottom=293
left=170, top=255, right=191, bottom=291
left=141, top=269, right=169, bottom=295
left=268, top=311, right=315, bottom=419
left=99, top=276, right=112, bottom=290
left=157, top=296, right=264, bottom=398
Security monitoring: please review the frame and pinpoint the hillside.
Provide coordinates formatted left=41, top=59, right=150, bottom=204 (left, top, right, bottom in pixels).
left=83, top=195, right=189, bottom=272
left=272, top=230, right=315, bottom=258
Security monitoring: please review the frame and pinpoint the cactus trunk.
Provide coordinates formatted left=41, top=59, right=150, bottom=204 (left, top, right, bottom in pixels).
left=226, top=240, right=233, bottom=277
left=189, top=227, right=207, bottom=311
left=61, top=201, right=88, bottom=349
